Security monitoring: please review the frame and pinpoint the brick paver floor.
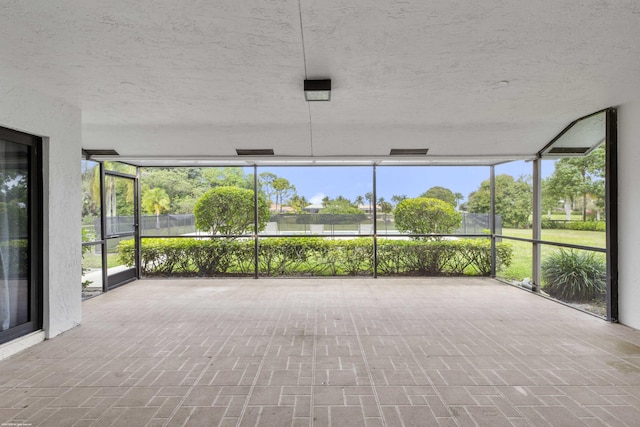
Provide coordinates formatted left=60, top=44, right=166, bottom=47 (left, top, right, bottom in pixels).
left=1, top=278, right=640, bottom=426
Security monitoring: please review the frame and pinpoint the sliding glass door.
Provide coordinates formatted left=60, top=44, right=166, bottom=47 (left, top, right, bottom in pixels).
left=0, top=127, right=41, bottom=345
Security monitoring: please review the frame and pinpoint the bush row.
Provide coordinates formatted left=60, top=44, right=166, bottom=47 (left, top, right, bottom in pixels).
left=118, top=237, right=513, bottom=277
left=540, top=219, right=606, bottom=232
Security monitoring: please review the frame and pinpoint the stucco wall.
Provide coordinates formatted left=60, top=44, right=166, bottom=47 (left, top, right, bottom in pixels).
left=0, top=79, right=82, bottom=339
left=618, top=102, right=640, bottom=329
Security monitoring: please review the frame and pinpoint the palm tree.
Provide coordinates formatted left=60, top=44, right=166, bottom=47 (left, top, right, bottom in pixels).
left=391, top=194, right=407, bottom=206
left=142, top=188, right=170, bottom=229
left=272, top=177, right=295, bottom=213
left=289, top=194, right=308, bottom=213
left=354, top=195, right=365, bottom=210
left=454, top=192, right=464, bottom=210
left=365, top=192, right=374, bottom=214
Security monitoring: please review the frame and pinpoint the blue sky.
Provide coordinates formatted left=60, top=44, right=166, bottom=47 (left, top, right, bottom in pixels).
left=259, top=160, right=544, bottom=204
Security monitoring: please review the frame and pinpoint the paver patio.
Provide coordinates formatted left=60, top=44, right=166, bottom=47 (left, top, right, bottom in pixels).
left=1, top=277, right=640, bottom=426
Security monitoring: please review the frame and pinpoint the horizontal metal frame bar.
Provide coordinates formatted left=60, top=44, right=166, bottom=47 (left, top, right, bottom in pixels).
left=497, top=234, right=606, bottom=253
left=89, top=154, right=536, bottom=168
left=105, top=232, right=135, bottom=239
left=104, top=170, right=137, bottom=179
left=82, top=240, right=105, bottom=246
left=139, top=233, right=491, bottom=240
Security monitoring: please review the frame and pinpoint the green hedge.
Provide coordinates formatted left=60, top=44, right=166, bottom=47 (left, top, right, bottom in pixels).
left=541, top=219, right=605, bottom=232
left=119, top=237, right=512, bottom=277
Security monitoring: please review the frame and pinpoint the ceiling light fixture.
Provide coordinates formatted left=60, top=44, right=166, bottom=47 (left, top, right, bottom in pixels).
left=304, top=79, right=331, bottom=101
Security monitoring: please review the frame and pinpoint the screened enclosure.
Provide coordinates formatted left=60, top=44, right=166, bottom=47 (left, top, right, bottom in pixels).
left=81, top=108, right=618, bottom=320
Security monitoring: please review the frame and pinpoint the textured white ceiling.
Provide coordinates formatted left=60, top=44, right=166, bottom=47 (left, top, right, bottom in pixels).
left=1, top=0, right=639, bottom=164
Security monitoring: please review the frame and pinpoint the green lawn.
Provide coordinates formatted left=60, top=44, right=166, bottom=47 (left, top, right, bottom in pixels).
left=498, top=228, right=606, bottom=281
left=82, top=252, right=125, bottom=269
left=502, top=228, right=605, bottom=247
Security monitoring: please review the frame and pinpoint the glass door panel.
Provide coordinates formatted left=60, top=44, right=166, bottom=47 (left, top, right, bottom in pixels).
left=0, top=130, right=41, bottom=345
left=104, top=174, right=137, bottom=289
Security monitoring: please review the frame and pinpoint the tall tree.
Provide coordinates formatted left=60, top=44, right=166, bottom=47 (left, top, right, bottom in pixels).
left=454, top=192, right=464, bottom=209
left=420, top=186, right=457, bottom=207
left=364, top=192, right=374, bottom=213
left=202, top=167, right=252, bottom=189
left=379, top=201, right=393, bottom=214
left=320, top=199, right=363, bottom=215
left=391, top=194, right=408, bottom=206
left=546, top=145, right=605, bottom=220
left=378, top=197, right=392, bottom=213
left=354, top=195, right=365, bottom=209
left=140, top=168, right=206, bottom=214
left=467, top=174, right=532, bottom=229
left=258, top=172, right=278, bottom=204
left=272, top=177, right=295, bottom=213
left=142, top=187, right=170, bottom=228
left=289, top=194, right=308, bottom=213
left=541, top=177, right=560, bottom=219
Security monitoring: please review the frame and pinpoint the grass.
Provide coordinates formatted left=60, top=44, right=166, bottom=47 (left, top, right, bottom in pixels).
left=502, top=228, right=605, bottom=248
left=498, top=228, right=606, bottom=281
left=498, top=228, right=608, bottom=318
left=82, top=252, right=125, bottom=269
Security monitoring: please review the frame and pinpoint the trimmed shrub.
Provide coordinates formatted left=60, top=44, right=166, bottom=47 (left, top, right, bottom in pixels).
left=119, top=238, right=254, bottom=276
left=377, top=239, right=512, bottom=276
left=119, top=237, right=512, bottom=278
left=194, top=186, right=269, bottom=235
left=259, top=238, right=327, bottom=276
left=326, top=239, right=373, bottom=276
left=541, top=249, right=606, bottom=302
left=394, top=198, right=462, bottom=238
left=541, top=219, right=605, bottom=232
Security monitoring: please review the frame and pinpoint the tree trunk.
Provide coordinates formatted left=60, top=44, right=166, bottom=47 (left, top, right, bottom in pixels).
left=564, top=199, right=571, bottom=220
left=582, top=193, right=587, bottom=221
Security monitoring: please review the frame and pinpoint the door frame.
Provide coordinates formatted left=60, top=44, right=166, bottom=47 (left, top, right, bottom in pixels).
left=102, top=168, right=139, bottom=290
left=0, top=127, right=42, bottom=345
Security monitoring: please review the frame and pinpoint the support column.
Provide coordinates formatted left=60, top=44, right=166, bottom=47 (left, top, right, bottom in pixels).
left=606, top=108, right=618, bottom=321
left=490, top=166, right=496, bottom=277
left=532, top=158, right=541, bottom=292
left=253, top=165, right=259, bottom=279
left=100, top=162, right=108, bottom=292
left=135, top=166, right=141, bottom=280
left=373, top=165, right=378, bottom=278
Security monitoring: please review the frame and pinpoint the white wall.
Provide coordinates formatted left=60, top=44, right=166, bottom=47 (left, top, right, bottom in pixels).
left=0, top=79, right=82, bottom=339
left=618, top=102, right=640, bottom=329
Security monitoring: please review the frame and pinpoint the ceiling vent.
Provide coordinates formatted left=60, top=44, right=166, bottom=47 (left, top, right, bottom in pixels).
left=540, top=110, right=606, bottom=158
left=548, top=147, right=591, bottom=154
left=236, top=149, right=275, bottom=156
left=83, top=149, right=119, bottom=158
left=389, top=148, right=429, bottom=156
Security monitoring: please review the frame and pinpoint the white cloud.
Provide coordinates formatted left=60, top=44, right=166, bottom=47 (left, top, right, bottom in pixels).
left=309, top=192, right=326, bottom=205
